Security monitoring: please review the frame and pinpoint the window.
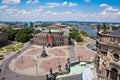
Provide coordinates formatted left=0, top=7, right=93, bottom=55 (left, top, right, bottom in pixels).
left=112, top=53, right=120, bottom=61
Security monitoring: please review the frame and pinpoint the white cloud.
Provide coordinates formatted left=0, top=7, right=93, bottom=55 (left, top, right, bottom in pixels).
left=116, top=11, right=120, bottom=16
left=2, top=8, right=18, bottom=17
left=1, top=9, right=120, bottom=22
left=2, top=0, right=21, bottom=4
left=62, top=1, right=68, bottom=6
left=100, top=4, right=109, bottom=7
left=18, top=10, right=30, bottom=15
left=105, top=7, right=119, bottom=11
left=46, top=2, right=60, bottom=7
left=0, top=3, right=120, bottom=22
left=99, top=3, right=120, bottom=21
left=39, top=5, right=56, bottom=9
left=32, top=0, right=39, bottom=4
left=84, top=0, right=90, bottom=3
left=68, top=2, right=77, bottom=7
left=26, top=0, right=32, bottom=4
left=64, top=11, right=72, bottom=15
left=39, top=2, right=78, bottom=9
left=100, top=10, right=108, bottom=16
left=0, top=5, right=8, bottom=9
left=26, top=0, right=39, bottom=4
left=100, top=3, right=119, bottom=12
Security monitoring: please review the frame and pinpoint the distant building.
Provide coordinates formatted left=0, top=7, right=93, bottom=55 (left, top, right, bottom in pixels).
left=95, top=24, right=120, bottom=80
left=27, top=22, right=33, bottom=28
left=0, top=24, right=9, bottom=28
left=47, top=25, right=59, bottom=29
left=31, top=29, right=70, bottom=47
left=54, top=22, right=61, bottom=26
left=0, top=32, right=8, bottom=43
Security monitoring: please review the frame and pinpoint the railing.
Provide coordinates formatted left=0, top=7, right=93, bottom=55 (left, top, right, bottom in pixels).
left=92, top=78, right=106, bottom=80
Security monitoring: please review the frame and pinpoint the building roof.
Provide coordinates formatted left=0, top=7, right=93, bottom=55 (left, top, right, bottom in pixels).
left=109, top=28, right=120, bottom=37
left=42, top=29, right=62, bottom=33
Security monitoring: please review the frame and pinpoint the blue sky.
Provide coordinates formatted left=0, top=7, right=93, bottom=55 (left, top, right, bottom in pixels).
left=0, top=0, right=120, bottom=22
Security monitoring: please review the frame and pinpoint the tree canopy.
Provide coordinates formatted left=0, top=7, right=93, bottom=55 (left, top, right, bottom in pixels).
left=0, top=28, right=17, bottom=41
left=69, top=29, right=84, bottom=42
left=69, top=30, right=79, bottom=39
left=80, top=31, right=89, bottom=37
left=16, top=33, right=32, bottom=42
left=0, top=27, right=40, bottom=43
left=75, top=34, right=84, bottom=42
left=16, top=28, right=40, bottom=43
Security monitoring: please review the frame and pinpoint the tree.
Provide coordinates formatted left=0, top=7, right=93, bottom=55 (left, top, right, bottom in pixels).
left=33, top=30, right=41, bottom=34
left=16, top=33, right=32, bottom=43
left=0, top=28, right=17, bottom=41
left=112, top=26, right=120, bottom=30
left=0, top=27, right=41, bottom=42
left=80, top=31, right=89, bottom=37
left=41, top=23, right=53, bottom=27
left=17, top=27, right=34, bottom=34
left=16, top=27, right=39, bottom=43
left=69, top=30, right=79, bottom=39
left=75, top=34, right=84, bottom=42
left=7, top=29, right=17, bottom=40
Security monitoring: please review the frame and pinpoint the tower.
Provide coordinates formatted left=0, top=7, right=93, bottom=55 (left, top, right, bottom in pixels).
left=27, top=22, right=33, bottom=28
left=97, top=24, right=100, bottom=32
left=102, top=23, right=107, bottom=34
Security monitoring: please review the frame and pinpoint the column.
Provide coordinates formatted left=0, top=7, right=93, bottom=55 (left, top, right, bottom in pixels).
left=105, top=70, right=109, bottom=79
left=108, top=71, right=111, bottom=80
left=117, top=75, right=119, bottom=80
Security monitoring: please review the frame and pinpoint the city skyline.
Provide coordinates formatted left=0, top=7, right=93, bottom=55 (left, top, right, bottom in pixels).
left=0, top=0, right=120, bottom=22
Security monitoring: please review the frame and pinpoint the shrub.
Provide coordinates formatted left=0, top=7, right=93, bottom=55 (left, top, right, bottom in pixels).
left=80, top=31, right=89, bottom=37
left=75, top=35, right=84, bottom=42
left=90, top=36, right=96, bottom=40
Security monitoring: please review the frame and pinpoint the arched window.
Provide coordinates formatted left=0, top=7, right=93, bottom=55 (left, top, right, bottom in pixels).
left=110, top=68, right=118, bottom=80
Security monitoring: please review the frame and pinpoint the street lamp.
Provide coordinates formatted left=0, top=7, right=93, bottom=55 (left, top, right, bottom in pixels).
left=36, top=54, right=39, bottom=75
left=36, top=62, right=38, bottom=75
left=57, top=58, right=62, bottom=72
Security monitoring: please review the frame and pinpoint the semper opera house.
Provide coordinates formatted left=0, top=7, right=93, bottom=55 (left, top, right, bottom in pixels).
left=31, top=29, right=70, bottom=47
left=95, top=23, right=120, bottom=80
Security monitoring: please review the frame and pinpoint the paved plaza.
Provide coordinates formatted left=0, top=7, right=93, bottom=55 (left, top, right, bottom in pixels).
left=9, top=45, right=69, bottom=76
left=0, top=37, right=96, bottom=80
left=8, top=37, right=96, bottom=76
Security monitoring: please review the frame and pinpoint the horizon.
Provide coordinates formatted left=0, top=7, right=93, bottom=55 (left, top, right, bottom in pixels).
left=0, top=20, right=120, bottom=23
left=0, top=0, right=120, bottom=22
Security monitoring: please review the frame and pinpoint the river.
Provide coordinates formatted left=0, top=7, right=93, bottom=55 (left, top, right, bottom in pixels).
left=78, top=27, right=97, bottom=36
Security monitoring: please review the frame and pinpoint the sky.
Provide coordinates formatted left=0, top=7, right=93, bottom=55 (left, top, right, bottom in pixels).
left=0, top=0, right=120, bottom=22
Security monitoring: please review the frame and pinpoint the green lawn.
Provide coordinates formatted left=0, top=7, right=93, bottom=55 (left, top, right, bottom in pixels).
left=77, top=40, right=88, bottom=46
left=0, top=42, right=23, bottom=53
left=0, top=48, right=4, bottom=52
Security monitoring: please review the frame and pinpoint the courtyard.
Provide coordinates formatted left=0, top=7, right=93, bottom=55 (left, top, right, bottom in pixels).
left=8, top=37, right=96, bottom=76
